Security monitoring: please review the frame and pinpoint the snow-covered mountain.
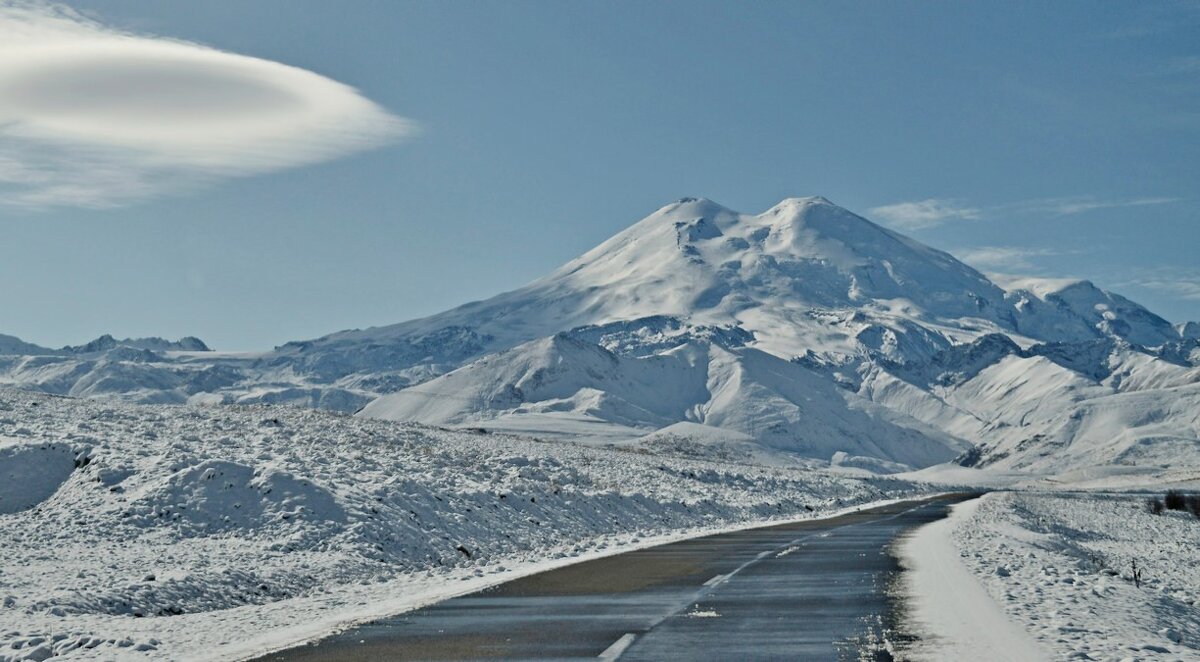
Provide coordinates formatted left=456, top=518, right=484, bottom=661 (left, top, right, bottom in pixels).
left=291, top=197, right=1179, bottom=376
left=2, top=197, right=1196, bottom=472
left=290, top=197, right=1017, bottom=367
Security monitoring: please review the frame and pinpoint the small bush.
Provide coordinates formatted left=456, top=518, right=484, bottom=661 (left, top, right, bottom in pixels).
left=1187, top=494, right=1200, bottom=519
left=1148, top=497, right=1164, bottom=515
left=1165, top=490, right=1186, bottom=511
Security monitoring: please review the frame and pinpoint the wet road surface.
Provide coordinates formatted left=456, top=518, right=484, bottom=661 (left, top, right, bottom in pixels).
left=259, top=494, right=974, bottom=661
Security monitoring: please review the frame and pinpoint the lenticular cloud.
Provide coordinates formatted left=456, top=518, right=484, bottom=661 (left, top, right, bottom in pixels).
left=0, top=3, right=412, bottom=208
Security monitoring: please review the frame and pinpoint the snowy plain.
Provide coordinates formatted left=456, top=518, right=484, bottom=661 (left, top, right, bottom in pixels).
left=901, top=491, right=1200, bottom=661
left=0, top=388, right=919, bottom=661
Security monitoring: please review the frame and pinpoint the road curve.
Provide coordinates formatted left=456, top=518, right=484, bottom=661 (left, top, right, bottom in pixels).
left=258, top=494, right=974, bottom=661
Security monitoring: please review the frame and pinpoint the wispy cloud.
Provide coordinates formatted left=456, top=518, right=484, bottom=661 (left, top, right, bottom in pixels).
left=0, top=2, right=413, bottom=208
left=866, top=199, right=981, bottom=231
left=955, top=246, right=1064, bottom=271
left=1015, top=196, right=1181, bottom=217
left=870, top=194, right=1181, bottom=230
left=1118, top=267, right=1200, bottom=301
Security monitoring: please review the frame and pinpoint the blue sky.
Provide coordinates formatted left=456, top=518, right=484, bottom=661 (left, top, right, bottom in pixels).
left=1, top=0, right=1198, bottom=349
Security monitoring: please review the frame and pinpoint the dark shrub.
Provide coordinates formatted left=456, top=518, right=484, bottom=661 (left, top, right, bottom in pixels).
left=1186, top=494, right=1200, bottom=519
left=1165, top=490, right=1186, bottom=511
left=1148, top=497, right=1164, bottom=515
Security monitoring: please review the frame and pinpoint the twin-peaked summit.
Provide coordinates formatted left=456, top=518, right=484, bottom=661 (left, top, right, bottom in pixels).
left=304, top=195, right=1175, bottom=365
left=541, top=196, right=1006, bottom=327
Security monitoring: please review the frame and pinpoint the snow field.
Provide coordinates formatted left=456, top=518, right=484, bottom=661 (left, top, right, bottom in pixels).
left=0, top=389, right=915, bottom=661
left=927, top=492, right=1200, bottom=661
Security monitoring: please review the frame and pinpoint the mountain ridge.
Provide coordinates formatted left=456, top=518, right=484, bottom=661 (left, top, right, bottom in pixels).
left=1, top=196, right=1196, bottom=473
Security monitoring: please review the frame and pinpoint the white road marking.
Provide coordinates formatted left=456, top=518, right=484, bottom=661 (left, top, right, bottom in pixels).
left=598, top=633, right=637, bottom=660
left=703, top=573, right=727, bottom=586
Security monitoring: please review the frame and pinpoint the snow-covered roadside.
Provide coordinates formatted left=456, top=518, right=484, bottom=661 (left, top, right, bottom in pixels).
left=902, top=492, right=1200, bottom=661
left=897, top=496, right=1049, bottom=661
left=0, top=389, right=920, bottom=661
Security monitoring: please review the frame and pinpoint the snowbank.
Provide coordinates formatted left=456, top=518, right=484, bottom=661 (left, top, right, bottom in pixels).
left=0, top=439, right=77, bottom=514
left=897, top=496, right=1049, bottom=661
left=906, top=492, right=1200, bottom=661
left=0, top=389, right=917, bottom=661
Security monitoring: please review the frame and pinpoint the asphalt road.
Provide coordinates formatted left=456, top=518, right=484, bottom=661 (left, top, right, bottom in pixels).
left=260, top=494, right=973, bottom=661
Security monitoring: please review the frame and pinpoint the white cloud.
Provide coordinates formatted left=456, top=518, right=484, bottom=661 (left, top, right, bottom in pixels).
left=871, top=195, right=1181, bottom=230
left=1156, top=281, right=1200, bottom=300
left=1118, top=267, right=1200, bottom=301
left=1023, top=196, right=1180, bottom=216
left=866, top=199, right=981, bottom=230
left=0, top=2, right=413, bottom=208
left=955, top=246, right=1063, bottom=271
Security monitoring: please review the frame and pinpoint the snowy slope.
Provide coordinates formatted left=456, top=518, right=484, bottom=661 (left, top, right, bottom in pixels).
left=1000, top=276, right=1179, bottom=347
left=0, top=334, right=53, bottom=356
left=361, top=332, right=968, bottom=468
left=860, top=333, right=1200, bottom=470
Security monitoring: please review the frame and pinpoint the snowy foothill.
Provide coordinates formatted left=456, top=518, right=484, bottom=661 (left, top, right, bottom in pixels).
left=900, top=491, right=1200, bottom=661
left=0, top=388, right=919, bottom=661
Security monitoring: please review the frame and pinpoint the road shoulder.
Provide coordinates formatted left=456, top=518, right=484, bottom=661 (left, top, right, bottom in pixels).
left=896, top=494, right=1050, bottom=662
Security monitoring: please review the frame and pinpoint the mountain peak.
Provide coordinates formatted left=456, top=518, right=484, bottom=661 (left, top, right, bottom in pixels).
left=768, top=195, right=837, bottom=210
left=532, top=196, right=1012, bottom=337
left=657, top=196, right=850, bottom=233
left=1001, top=276, right=1178, bottom=346
left=758, top=195, right=890, bottom=251
left=659, top=196, right=734, bottom=218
